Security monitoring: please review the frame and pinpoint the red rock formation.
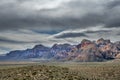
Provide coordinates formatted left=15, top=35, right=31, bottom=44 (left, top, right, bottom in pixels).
left=116, top=53, right=120, bottom=59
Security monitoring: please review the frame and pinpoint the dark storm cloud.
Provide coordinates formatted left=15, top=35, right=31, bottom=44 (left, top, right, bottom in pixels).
left=105, top=19, right=120, bottom=28
left=0, top=0, right=120, bottom=54
left=0, top=36, right=42, bottom=44
left=117, top=33, right=120, bottom=35
left=0, top=11, right=104, bottom=31
left=54, top=29, right=112, bottom=39
left=104, top=0, right=120, bottom=28
left=55, top=32, right=87, bottom=38
left=0, top=37, right=25, bottom=44
left=0, top=0, right=119, bottom=31
left=0, top=46, right=10, bottom=51
left=107, top=0, right=120, bottom=9
left=0, top=0, right=120, bottom=31
left=85, top=30, right=111, bottom=34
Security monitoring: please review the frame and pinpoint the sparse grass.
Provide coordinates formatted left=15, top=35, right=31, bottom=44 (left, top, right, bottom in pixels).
left=0, top=65, right=81, bottom=80
left=0, top=61, right=120, bottom=80
left=69, top=64, right=120, bottom=80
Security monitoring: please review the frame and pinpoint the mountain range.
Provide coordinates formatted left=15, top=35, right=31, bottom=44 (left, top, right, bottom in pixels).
left=0, top=38, right=120, bottom=62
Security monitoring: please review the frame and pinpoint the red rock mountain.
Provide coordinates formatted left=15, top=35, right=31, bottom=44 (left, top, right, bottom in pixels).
left=1, top=38, right=120, bottom=62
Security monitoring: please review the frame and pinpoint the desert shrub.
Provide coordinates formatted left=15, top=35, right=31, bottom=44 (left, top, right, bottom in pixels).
left=0, top=63, right=120, bottom=80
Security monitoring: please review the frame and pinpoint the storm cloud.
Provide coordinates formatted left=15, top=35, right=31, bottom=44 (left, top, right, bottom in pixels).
left=0, top=0, right=120, bottom=31
left=54, top=32, right=87, bottom=38
left=0, top=0, right=120, bottom=54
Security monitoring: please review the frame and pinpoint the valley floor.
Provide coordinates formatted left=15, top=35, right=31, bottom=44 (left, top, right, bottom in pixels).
left=0, top=60, right=120, bottom=80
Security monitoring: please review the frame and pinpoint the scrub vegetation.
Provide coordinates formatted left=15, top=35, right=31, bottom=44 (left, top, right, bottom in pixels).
left=0, top=61, right=120, bottom=80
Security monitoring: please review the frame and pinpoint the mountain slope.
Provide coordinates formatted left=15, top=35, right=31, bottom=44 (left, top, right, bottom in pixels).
left=1, top=38, right=120, bottom=62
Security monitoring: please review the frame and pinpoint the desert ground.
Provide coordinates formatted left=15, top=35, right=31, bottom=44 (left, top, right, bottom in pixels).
left=0, top=60, right=120, bottom=80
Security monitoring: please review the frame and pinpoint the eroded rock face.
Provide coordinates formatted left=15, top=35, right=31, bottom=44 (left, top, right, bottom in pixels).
left=3, top=38, right=120, bottom=62
left=75, top=40, right=99, bottom=61
left=70, top=38, right=120, bottom=61
left=116, top=54, right=120, bottom=59
left=97, top=38, right=111, bottom=45
left=81, top=39, right=95, bottom=49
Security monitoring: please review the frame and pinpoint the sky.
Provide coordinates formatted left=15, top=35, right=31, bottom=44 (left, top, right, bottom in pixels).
left=0, top=0, right=120, bottom=54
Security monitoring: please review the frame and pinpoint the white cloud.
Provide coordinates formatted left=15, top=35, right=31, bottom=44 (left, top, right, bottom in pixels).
left=12, top=0, right=71, bottom=11
left=0, top=26, right=120, bottom=54
left=52, top=26, right=120, bottom=42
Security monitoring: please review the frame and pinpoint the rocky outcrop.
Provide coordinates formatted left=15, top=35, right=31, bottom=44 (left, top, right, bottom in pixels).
left=116, top=54, right=120, bottom=59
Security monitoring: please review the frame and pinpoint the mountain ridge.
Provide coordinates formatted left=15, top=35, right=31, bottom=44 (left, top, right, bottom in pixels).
left=1, top=38, right=120, bottom=62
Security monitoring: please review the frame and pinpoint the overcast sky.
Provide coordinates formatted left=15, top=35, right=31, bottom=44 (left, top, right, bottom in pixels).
left=0, top=0, right=120, bottom=54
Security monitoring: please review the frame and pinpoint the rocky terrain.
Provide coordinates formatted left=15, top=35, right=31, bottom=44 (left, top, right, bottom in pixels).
left=0, top=65, right=79, bottom=80
left=0, top=62, right=120, bottom=80
left=1, top=38, right=120, bottom=62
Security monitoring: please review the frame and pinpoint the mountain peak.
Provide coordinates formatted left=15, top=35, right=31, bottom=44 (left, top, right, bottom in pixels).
left=80, top=39, right=94, bottom=48
left=98, top=38, right=104, bottom=41
left=52, top=43, right=71, bottom=48
left=81, top=39, right=91, bottom=43
left=97, top=38, right=111, bottom=44
left=33, top=44, right=48, bottom=49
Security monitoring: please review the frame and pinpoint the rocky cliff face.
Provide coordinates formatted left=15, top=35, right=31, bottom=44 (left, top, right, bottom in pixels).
left=3, top=38, right=120, bottom=62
